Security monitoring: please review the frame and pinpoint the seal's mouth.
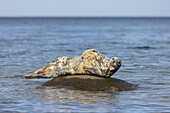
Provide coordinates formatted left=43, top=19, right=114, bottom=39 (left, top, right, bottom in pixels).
left=109, top=64, right=116, bottom=70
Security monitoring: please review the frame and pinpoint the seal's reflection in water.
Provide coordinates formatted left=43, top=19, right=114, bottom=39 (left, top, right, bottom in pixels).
left=37, top=87, right=118, bottom=106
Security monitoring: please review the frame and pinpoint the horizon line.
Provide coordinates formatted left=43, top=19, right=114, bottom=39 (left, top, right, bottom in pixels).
left=0, top=16, right=170, bottom=19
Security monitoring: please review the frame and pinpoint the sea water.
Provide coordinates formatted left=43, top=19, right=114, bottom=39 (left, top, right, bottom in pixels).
left=0, top=17, right=170, bottom=112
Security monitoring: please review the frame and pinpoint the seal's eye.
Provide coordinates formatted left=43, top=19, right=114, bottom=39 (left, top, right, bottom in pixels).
left=92, top=50, right=97, bottom=52
left=112, top=58, right=115, bottom=60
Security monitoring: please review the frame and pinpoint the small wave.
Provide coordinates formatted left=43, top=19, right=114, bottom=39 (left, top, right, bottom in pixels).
left=58, top=43, right=70, bottom=46
left=128, top=46, right=156, bottom=50
left=0, top=55, right=5, bottom=58
left=65, top=49, right=75, bottom=52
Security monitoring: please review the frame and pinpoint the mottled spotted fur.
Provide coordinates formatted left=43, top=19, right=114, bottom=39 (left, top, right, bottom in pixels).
left=23, top=49, right=121, bottom=79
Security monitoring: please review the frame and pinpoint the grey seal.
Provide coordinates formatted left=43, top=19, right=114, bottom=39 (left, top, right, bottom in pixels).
left=23, top=49, right=121, bottom=79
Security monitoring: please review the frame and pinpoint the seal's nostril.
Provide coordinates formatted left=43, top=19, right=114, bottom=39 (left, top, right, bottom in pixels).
left=117, top=60, right=121, bottom=65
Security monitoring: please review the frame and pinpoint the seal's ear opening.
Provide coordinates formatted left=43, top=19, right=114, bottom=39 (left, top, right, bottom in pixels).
left=81, top=49, right=98, bottom=59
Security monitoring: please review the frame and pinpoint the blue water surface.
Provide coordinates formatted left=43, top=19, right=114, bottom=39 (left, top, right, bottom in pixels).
left=0, top=17, right=170, bottom=112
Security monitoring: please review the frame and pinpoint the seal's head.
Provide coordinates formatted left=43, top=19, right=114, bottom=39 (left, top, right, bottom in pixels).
left=80, top=49, right=121, bottom=77
left=107, top=57, right=121, bottom=77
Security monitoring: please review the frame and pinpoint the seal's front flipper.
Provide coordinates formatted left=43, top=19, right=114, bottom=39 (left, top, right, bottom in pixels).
left=23, top=73, right=55, bottom=79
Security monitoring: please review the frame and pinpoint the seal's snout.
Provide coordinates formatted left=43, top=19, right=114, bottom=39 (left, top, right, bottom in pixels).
left=113, top=58, right=121, bottom=67
left=109, top=57, right=121, bottom=71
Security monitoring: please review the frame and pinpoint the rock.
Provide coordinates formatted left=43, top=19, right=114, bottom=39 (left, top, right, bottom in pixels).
left=43, top=75, right=137, bottom=92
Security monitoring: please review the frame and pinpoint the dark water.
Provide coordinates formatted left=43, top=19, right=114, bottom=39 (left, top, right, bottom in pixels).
left=0, top=17, right=170, bottom=112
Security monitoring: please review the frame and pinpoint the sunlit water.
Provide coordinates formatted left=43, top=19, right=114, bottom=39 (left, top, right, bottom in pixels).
left=0, top=18, right=170, bottom=112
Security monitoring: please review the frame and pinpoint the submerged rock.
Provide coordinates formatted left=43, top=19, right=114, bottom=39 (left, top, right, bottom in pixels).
left=43, top=75, right=137, bottom=92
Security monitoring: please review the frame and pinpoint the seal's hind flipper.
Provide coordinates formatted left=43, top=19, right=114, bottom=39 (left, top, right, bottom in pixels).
left=23, top=73, right=54, bottom=79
